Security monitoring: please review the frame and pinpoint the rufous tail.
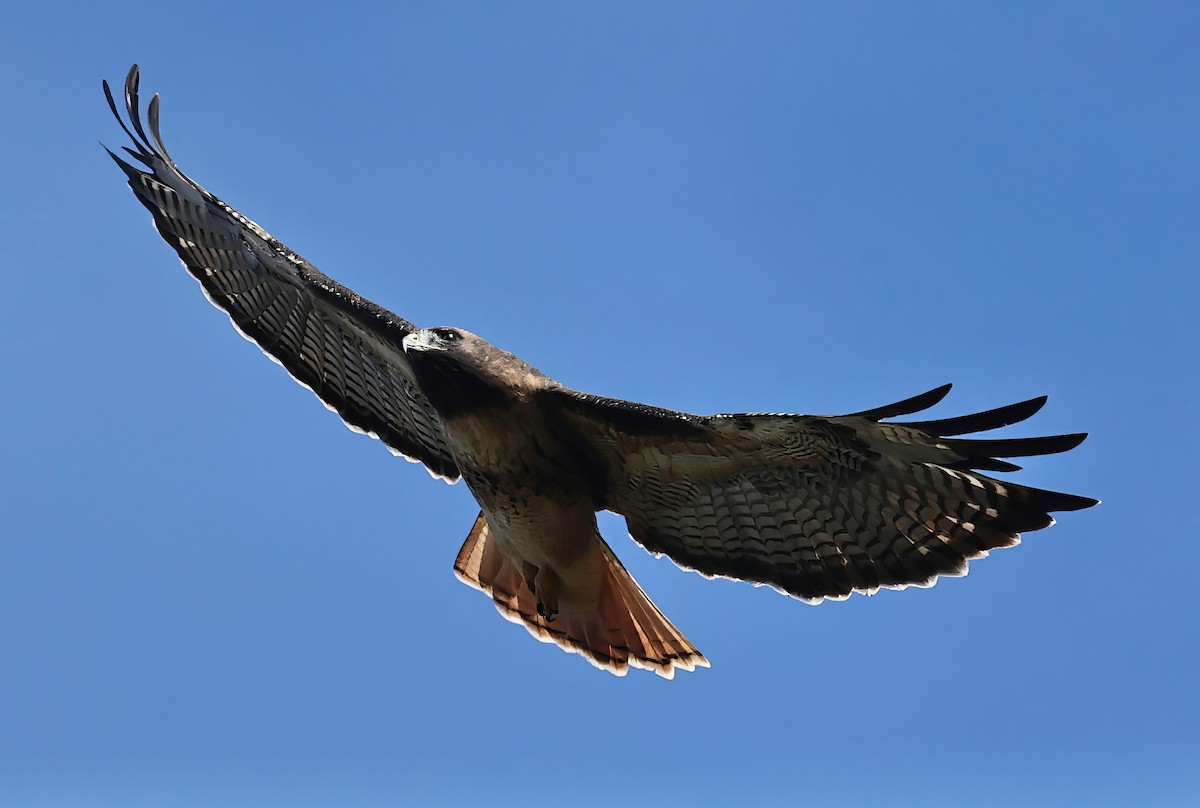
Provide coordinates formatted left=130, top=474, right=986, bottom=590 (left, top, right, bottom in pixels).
left=453, top=512, right=708, bottom=678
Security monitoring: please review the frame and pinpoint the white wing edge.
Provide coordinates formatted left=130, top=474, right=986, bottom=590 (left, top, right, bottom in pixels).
left=175, top=252, right=458, bottom=485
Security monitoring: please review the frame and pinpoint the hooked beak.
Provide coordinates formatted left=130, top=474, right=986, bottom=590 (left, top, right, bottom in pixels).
left=402, top=329, right=445, bottom=354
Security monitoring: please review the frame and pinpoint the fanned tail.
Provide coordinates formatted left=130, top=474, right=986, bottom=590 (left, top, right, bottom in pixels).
left=453, top=513, right=708, bottom=679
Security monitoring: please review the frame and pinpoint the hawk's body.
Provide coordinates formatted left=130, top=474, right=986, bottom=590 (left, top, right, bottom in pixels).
left=406, top=328, right=703, bottom=673
left=105, top=66, right=1096, bottom=678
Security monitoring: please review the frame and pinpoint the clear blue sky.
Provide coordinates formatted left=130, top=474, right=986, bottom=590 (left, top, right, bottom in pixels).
left=2, top=3, right=1196, bottom=805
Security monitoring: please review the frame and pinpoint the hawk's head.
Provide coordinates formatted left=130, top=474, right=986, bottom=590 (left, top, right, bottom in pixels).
left=403, top=326, right=483, bottom=356
left=403, top=327, right=546, bottom=418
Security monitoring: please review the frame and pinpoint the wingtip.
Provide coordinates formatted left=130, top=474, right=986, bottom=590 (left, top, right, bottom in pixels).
left=1062, top=494, right=1101, bottom=511
left=1004, top=394, right=1050, bottom=425
left=103, top=144, right=143, bottom=179
left=1038, top=488, right=1100, bottom=513
left=850, top=382, right=953, bottom=421
left=1061, top=432, right=1089, bottom=451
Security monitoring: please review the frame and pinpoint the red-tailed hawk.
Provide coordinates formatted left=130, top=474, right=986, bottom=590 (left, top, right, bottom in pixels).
left=105, top=66, right=1097, bottom=678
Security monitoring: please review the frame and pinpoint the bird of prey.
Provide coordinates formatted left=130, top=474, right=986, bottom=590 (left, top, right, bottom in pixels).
left=104, top=65, right=1097, bottom=679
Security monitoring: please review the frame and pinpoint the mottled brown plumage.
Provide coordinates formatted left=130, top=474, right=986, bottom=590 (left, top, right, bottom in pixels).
left=105, top=65, right=1097, bottom=678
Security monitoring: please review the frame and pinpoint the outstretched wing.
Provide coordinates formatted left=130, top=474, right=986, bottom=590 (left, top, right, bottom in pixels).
left=104, top=66, right=458, bottom=480
left=549, top=384, right=1096, bottom=603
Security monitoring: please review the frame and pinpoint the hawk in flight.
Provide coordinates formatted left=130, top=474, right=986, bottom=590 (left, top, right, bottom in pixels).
left=105, top=66, right=1097, bottom=678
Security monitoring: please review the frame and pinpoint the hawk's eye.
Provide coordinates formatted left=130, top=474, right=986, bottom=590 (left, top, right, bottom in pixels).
left=433, top=328, right=460, bottom=342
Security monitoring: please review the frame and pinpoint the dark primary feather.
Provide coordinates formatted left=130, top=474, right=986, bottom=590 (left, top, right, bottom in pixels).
left=847, top=383, right=953, bottom=420
left=549, top=385, right=1096, bottom=604
left=941, top=433, right=1088, bottom=473
left=104, top=66, right=459, bottom=480
left=902, top=395, right=1048, bottom=436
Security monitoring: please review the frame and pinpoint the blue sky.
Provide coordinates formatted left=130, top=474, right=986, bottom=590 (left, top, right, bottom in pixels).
left=2, top=2, right=1197, bottom=805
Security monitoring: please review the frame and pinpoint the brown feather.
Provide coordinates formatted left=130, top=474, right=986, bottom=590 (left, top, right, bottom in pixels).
left=453, top=513, right=708, bottom=678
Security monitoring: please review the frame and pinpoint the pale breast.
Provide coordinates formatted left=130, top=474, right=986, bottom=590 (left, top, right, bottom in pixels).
left=443, top=405, right=598, bottom=570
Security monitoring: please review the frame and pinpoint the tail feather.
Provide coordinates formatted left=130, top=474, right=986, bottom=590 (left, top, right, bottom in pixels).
left=453, top=512, right=708, bottom=679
